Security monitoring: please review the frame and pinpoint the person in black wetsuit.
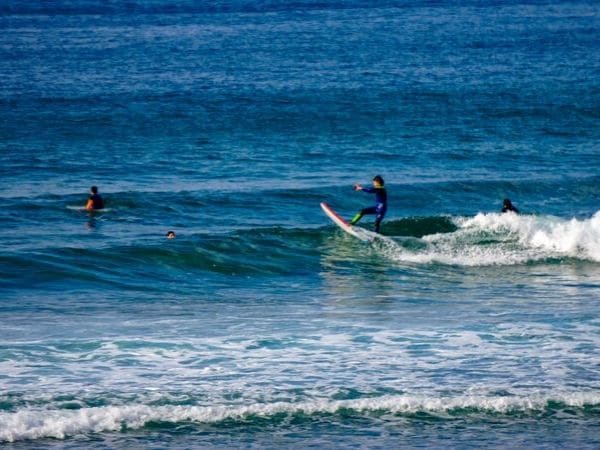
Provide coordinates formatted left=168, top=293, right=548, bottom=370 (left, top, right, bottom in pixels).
left=350, top=175, right=388, bottom=233
left=85, top=186, right=105, bottom=211
left=501, top=198, right=518, bottom=214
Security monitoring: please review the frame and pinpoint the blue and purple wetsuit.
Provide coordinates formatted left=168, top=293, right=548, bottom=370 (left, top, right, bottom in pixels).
left=350, top=186, right=387, bottom=233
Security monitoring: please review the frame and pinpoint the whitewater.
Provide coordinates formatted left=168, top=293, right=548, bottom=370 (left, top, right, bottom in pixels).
left=374, top=211, right=600, bottom=266
left=1, top=0, right=599, bottom=448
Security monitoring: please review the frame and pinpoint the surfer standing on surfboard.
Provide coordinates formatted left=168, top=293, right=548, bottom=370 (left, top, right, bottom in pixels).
left=350, top=175, right=387, bottom=233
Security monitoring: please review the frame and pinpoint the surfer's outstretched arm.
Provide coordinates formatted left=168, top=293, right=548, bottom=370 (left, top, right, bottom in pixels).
left=350, top=175, right=387, bottom=232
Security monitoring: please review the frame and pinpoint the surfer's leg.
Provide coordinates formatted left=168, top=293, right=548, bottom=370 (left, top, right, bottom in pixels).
left=374, top=207, right=386, bottom=233
left=374, top=215, right=383, bottom=233
left=350, top=212, right=363, bottom=225
left=351, top=207, right=376, bottom=225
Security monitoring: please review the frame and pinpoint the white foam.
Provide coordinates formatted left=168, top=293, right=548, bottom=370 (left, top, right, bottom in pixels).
left=1, top=392, right=598, bottom=442
left=379, top=211, right=600, bottom=266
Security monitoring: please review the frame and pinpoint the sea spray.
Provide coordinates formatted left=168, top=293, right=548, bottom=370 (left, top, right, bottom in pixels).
left=373, top=212, right=600, bottom=266
left=459, top=212, right=600, bottom=262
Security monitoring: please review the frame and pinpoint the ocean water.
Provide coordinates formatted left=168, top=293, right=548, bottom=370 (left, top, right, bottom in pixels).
left=1, top=0, right=599, bottom=447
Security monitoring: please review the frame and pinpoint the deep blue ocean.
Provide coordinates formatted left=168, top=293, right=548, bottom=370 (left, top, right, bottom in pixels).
left=1, top=1, right=599, bottom=447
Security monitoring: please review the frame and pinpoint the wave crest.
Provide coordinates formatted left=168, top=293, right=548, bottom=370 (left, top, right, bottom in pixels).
left=378, top=211, right=600, bottom=266
left=1, top=392, right=598, bottom=442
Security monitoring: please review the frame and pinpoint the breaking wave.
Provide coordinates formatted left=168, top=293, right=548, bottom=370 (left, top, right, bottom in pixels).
left=378, top=211, right=600, bottom=266
left=3, top=211, right=600, bottom=292
left=1, top=392, right=598, bottom=442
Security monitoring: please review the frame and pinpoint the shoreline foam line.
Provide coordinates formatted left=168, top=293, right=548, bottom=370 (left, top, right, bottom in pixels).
left=2, top=392, right=599, bottom=442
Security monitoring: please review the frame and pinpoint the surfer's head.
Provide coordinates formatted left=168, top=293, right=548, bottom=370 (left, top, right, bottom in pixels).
left=373, top=175, right=384, bottom=187
left=503, top=198, right=512, bottom=208
left=91, top=186, right=99, bottom=194
left=166, top=231, right=176, bottom=239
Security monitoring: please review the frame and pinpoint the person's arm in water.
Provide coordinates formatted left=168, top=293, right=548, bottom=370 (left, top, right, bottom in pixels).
left=85, top=197, right=94, bottom=211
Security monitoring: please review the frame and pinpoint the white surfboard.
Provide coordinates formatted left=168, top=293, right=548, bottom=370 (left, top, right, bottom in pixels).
left=67, top=206, right=111, bottom=212
left=320, top=202, right=375, bottom=242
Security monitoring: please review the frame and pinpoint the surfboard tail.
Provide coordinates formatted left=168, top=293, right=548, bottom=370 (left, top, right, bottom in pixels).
left=320, top=202, right=372, bottom=242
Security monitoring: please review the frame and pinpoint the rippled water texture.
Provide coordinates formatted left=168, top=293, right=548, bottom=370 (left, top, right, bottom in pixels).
left=1, top=0, right=599, bottom=447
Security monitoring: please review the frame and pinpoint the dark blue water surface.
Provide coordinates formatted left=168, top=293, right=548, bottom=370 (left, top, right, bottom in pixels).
left=1, top=1, right=599, bottom=447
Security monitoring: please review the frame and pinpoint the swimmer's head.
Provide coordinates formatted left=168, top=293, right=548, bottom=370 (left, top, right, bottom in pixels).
left=373, top=175, right=384, bottom=187
left=503, top=198, right=512, bottom=207
left=166, top=231, right=176, bottom=239
left=91, top=186, right=98, bottom=194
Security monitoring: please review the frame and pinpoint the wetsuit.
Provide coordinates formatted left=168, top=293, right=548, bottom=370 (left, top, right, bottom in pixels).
left=88, top=193, right=104, bottom=210
left=351, top=187, right=387, bottom=233
left=501, top=204, right=518, bottom=214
